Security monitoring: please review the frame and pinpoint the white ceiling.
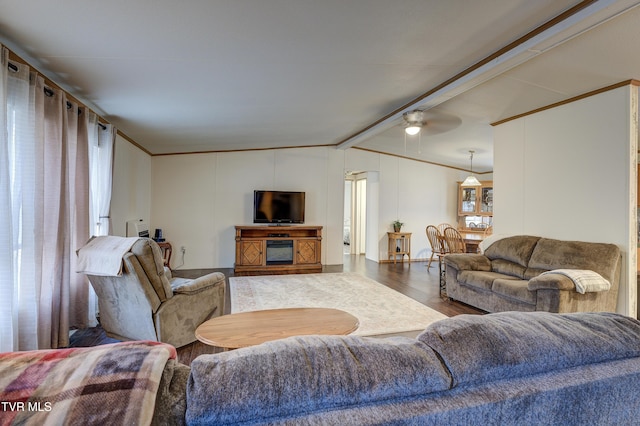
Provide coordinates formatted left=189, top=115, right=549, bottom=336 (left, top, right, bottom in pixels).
left=1, top=0, right=640, bottom=172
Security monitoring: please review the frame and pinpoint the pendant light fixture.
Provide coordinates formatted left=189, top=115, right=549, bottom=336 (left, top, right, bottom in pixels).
left=461, top=150, right=482, bottom=186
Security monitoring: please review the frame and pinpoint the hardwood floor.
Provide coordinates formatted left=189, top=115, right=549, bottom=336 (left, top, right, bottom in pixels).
left=70, top=254, right=484, bottom=365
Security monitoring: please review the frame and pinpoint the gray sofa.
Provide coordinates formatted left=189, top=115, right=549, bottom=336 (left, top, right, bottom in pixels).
left=444, top=235, right=621, bottom=313
left=154, top=311, right=640, bottom=425
left=6, top=312, right=639, bottom=424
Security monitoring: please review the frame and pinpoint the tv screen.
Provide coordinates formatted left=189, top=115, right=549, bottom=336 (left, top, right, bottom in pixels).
left=253, top=190, right=305, bottom=224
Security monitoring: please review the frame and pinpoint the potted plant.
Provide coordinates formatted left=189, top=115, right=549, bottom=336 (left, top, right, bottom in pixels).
left=392, top=220, right=404, bottom=232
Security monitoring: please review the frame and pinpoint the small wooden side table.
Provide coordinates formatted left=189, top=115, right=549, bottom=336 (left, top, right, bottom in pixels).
left=387, top=232, right=411, bottom=264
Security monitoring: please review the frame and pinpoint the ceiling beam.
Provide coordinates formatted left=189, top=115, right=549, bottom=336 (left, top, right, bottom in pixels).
left=336, top=0, right=640, bottom=150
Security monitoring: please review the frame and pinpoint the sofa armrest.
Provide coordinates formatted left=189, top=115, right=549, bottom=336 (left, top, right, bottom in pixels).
left=528, top=273, right=576, bottom=291
left=0, top=341, right=176, bottom=425
left=172, top=272, right=226, bottom=295
left=151, top=359, right=189, bottom=426
left=444, top=254, right=491, bottom=272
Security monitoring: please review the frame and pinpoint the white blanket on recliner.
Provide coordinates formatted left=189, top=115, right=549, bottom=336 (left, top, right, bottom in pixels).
left=540, top=269, right=611, bottom=294
left=76, top=236, right=140, bottom=276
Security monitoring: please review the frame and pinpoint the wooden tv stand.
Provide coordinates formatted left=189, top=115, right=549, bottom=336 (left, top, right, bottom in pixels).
left=234, top=225, right=322, bottom=275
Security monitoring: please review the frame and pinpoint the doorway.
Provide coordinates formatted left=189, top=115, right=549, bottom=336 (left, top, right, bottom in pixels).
left=344, top=172, right=367, bottom=255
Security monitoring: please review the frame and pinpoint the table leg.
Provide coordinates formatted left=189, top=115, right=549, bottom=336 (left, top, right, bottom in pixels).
left=439, top=255, right=447, bottom=298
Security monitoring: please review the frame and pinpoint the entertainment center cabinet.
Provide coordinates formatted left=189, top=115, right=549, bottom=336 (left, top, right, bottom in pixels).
left=234, top=225, right=322, bottom=275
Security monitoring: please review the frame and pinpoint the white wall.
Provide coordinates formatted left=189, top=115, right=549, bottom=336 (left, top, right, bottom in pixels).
left=493, top=85, right=638, bottom=317
left=110, top=134, right=151, bottom=237
left=133, top=145, right=463, bottom=270
left=150, top=147, right=346, bottom=269
left=364, top=172, right=380, bottom=261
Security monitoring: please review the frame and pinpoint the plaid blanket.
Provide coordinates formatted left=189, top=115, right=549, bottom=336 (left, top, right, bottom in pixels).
left=540, top=269, right=611, bottom=294
left=0, top=341, right=176, bottom=426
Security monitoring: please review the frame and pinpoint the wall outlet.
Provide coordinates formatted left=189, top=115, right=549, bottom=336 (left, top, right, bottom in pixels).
left=181, top=246, right=186, bottom=253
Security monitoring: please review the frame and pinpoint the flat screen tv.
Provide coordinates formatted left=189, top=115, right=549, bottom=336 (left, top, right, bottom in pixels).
left=253, top=190, right=305, bottom=224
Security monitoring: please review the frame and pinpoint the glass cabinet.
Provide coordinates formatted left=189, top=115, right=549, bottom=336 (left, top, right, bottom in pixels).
left=480, top=186, right=493, bottom=213
left=458, top=181, right=493, bottom=216
left=460, top=187, right=477, bottom=214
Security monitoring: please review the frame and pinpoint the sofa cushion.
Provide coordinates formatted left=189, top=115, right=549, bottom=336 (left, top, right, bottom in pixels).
left=418, top=311, right=640, bottom=387
left=491, top=278, right=536, bottom=305
left=483, top=235, right=540, bottom=268
left=444, top=254, right=492, bottom=272
left=186, top=335, right=451, bottom=425
left=490, top=258, right=527, bottom=278
left=523, top=266, right=548, bottom=280
left=458, top=270, right=519, bottom=291
left=527, top=238, right=620, bottom=282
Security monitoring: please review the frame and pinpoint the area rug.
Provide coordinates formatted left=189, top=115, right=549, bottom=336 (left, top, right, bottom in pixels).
left=229, top=272, right=447, bottom=337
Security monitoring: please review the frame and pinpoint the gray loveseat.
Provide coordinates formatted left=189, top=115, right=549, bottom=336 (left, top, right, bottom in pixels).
left=444, top=235, right=621, bottom=313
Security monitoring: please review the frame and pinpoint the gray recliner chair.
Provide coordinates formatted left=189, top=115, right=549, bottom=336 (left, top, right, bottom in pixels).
left=81, top=238, right=225, bottom=348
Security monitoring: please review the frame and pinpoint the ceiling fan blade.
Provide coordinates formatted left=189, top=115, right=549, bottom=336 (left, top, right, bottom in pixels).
left=421, top=111, right=462, bottom=136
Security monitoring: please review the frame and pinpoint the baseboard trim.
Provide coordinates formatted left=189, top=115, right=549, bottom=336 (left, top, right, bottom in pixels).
left=379, top=258, right=428, bottom=264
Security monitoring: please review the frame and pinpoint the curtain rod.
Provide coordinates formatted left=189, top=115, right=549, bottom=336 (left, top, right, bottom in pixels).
left=8, top=61, right=106, bottom=130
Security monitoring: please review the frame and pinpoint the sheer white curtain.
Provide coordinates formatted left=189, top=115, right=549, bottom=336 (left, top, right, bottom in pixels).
left=88, top=112, right=115, bottom=237
left=0, top=45, right=106, bottom=350
left=87, top=112, right=116, bottom=327
left=0, top=47, right=16, bottom=351
left=0, top=47, right=45, bottom=351
left=0, top=49, right=9, bottom=352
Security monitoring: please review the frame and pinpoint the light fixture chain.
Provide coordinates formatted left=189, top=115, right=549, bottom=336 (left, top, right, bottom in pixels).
left=404, top=130, right=407, bottom=154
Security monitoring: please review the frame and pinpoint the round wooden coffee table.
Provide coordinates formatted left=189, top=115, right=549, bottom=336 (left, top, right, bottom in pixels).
left=195, top=307, right=359, bottom=349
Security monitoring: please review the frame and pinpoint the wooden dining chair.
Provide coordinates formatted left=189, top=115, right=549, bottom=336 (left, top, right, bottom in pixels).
left=425, top=225, right=447, bottom=268
left=436, top=223, right=454, bottom=235
left=443, top=227, right=466, bottom=254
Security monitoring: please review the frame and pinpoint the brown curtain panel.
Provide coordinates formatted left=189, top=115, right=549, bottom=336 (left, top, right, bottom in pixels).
left=39, top=88, right=91, bottom=348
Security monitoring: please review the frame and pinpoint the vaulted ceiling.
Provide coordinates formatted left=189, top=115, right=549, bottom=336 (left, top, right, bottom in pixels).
left=1, top=1, right=639, bottom=172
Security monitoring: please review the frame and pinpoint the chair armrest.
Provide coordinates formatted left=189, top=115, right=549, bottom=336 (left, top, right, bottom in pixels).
left=528, top=273, right=576, bottom=291
left=172, top=272, right=226, bottom=295
left=444, top=254, right=491, bottom=272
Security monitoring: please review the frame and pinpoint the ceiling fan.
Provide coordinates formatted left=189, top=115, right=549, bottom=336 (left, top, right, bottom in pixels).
left=401, top=109, right=462, bottom=136
left=396, top=108, right=466, bottom=158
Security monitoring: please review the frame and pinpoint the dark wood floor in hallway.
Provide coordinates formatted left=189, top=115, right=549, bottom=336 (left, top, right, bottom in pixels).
left=71, top=255, right=485, bottom=365
left=336, top=254, right=485, bottom=318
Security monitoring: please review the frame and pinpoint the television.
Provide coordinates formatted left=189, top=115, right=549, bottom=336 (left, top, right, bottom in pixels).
left=253, top=190, right=305, bottom=224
